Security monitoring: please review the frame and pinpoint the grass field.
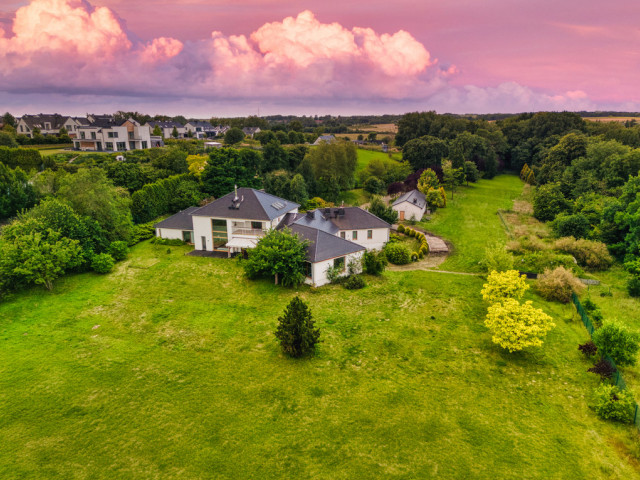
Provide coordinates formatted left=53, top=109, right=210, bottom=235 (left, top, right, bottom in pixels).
left=1, top=175, right=639, bottom=479
left=583, top=117, right=640, bottom=123
left=419, top=175, right=524, bottom=273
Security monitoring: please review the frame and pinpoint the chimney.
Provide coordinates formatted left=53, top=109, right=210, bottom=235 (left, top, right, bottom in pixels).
left=234, top=184, right=238, bottom=202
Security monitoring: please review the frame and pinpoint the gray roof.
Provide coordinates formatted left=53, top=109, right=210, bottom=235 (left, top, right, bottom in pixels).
left=290, top=210, right=340, bottom=235
left=186, top=121, right=213, bottom=129
left=294, top=206, right=389, bottom=231
left=313, top=135, right=337, bottom=145
left=392, top=189, right=427, bottom=209
left=154, top=206, right=199, bottom=230
left=21, top=114, right=68, bottom=130
left=191, top=188, right=299, bottom=221
left=288, top=224, right=364, bottom=263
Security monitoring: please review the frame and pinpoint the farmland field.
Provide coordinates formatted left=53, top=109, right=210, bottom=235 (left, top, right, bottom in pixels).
left=1, top=176, right=639, bottom=479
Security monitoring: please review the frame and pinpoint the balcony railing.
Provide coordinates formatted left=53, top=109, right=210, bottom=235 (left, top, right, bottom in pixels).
left=231, top=227, right=266, bottom=236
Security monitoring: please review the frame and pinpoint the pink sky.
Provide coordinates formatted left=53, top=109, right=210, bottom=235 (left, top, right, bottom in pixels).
left=1, top=0, right=639, bottom=116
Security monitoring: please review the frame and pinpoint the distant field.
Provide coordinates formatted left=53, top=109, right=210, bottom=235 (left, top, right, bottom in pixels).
left=352, top=123, right=398, bottom=133
left=583, top=116, right=640, bottom=123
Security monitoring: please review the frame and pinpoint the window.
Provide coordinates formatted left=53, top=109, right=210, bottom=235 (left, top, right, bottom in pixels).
left=251, top=221, right=262, bottom=230
left=212, top=219, right=228, bottom=249
left=333, top=257, right=345, bottom=271
left=80, top=132, right=85, bottom=139
left=340, top=232, right=345, bottom=239
left=91, top=132, right=96, bottom=139
left=128, top=132, right=134, bottom=139
left=367, top=230, right=373, bottom=239
left=304, top=262, right=312, bottom=278
left=116, top=142, right=126, bottom=150
left=108, top=131, right=116, bottom=138
left=19, top=125, right=23, bottom=132
left=105, top=142, right=114, bottom=151
left=142, top=141, right=148, bottom=149
left=352, top=231, right=358, bottom=240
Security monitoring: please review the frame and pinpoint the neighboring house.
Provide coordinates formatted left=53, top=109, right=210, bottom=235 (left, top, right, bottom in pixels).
left=17, top=113, right=69, bottom=137
left=392, top=190, right=427, bottom=221
left=145, top=121, right=187, bottom=139
left=154, top=206, right=199, bottom=243
left=242, top=127, right=261, bottom=138
left=73, top=118, right=152, bottom=152
left=185, top=121, right=215, bottom=138
left=212, top=125, right=230, bottom=137
left=64, top=117, right=90, bottom=138
left=288, top=224, right=364, bottom=287
left=313, top=134, right=337, bottom=145
left=189, top=187, right=299, bottom=255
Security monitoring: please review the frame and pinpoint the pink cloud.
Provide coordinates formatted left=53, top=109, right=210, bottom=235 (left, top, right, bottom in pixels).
left=141, top=37, right=184, bottom=63
left=2, top=0, right=636, bottom=115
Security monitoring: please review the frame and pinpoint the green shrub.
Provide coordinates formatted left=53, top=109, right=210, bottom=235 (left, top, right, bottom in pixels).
left=128, top=222, right=156, bottom=246
left=91, top=253, right=115, bottom=274
left=363, top=250, right=387, bottom=275
left=551, top=213, right=591, bottom=239
left=108, top=241, right=129, bottom=261
left=343, top=275, right=366, bottom=290
left=582, top=298, right=604, bottom=328
left=628, top=276, right=640, bottom=298
left=593, top=322, right=640, bottom=366
left=480, top=244, right=514, bottom=273
left=397, top=224, right=405, bottom=233
left=411, top=252, right=419, bottom=262
left=554, top=237, right=613, bottom=270
left=420, top=245, right=429, bottom=255
left=536, top=266, right=585, bottom=303
left=384, top=243, right=411, bottom=265
left=388, top=233, right=401, bottom=244
left=418, top=251, right=424, bottom=259
left=507, top=235, right=549, bottom=254
left=515, top=251, right=580, bottom=274
left=151, top=237, right=185, bottom=246
left=593, top=384, right=636, bottom=423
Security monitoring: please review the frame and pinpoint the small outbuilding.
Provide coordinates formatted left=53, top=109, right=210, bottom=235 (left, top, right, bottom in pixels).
left=392, top=190, right=427, bottom=222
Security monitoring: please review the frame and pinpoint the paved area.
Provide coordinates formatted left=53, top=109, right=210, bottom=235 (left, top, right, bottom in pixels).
left=187, top=250, right=230, bottom=258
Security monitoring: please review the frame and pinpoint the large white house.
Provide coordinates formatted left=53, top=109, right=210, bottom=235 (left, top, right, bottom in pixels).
left=392, top=190, right=427, bottom=222
left=154, top=188, right=391, bottom=286
left=190, top=187, right=300, bottom=254
left=73, top=119, right=152, bottom=152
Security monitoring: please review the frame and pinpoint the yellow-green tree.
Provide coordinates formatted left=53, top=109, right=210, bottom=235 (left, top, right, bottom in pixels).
left=481, top=270, right=528, bottom=303
left=186, top=154, right=208, bottom=177
left=485, top=298, right=555, bottom=352
left=417, top=168, right=439, bottom=194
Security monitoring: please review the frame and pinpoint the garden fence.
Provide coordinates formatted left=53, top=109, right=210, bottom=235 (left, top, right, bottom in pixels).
left=572, top=293, right=640, bottom=430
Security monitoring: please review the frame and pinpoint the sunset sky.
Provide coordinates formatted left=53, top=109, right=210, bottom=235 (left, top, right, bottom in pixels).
left=1, top=0, right=639, bottom=117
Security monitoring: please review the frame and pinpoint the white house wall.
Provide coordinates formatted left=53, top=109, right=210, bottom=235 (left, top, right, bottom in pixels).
left=306, top=251, right=364, bottom=287
left=338, top=227, right=389, bottom=251
left=156, top=228, right=188, bottom=240
left=393, top=202, right=426, bottom=222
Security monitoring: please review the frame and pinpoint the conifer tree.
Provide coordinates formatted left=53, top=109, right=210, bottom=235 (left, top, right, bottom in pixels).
left=275, top=296, right=320, bottom=358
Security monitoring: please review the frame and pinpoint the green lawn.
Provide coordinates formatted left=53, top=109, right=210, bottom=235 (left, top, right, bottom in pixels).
left=355, top=148, right=402, bottom=176
left=420, top=175, right=524, bottom=272
left=1, top=173, right=639, bottom=478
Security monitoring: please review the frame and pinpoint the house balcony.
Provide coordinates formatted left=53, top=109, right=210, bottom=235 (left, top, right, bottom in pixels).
left=231, top=227, right=266, bottom=236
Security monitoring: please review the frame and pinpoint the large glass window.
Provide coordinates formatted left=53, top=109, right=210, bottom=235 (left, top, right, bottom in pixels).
left=334, top=257, right=345, bottom=271
left=251, top=221, right=263, bottom=230
left=212, top=219, right=228, bottom=249
left=116, top=142, right=126, bottom=150
left=105, top=142, right=114, bottom=151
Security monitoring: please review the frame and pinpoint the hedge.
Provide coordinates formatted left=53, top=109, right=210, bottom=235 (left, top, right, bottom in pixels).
left=131, top=174, right=198, bottom=224
left=0, top=147, right=50, bottom=171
